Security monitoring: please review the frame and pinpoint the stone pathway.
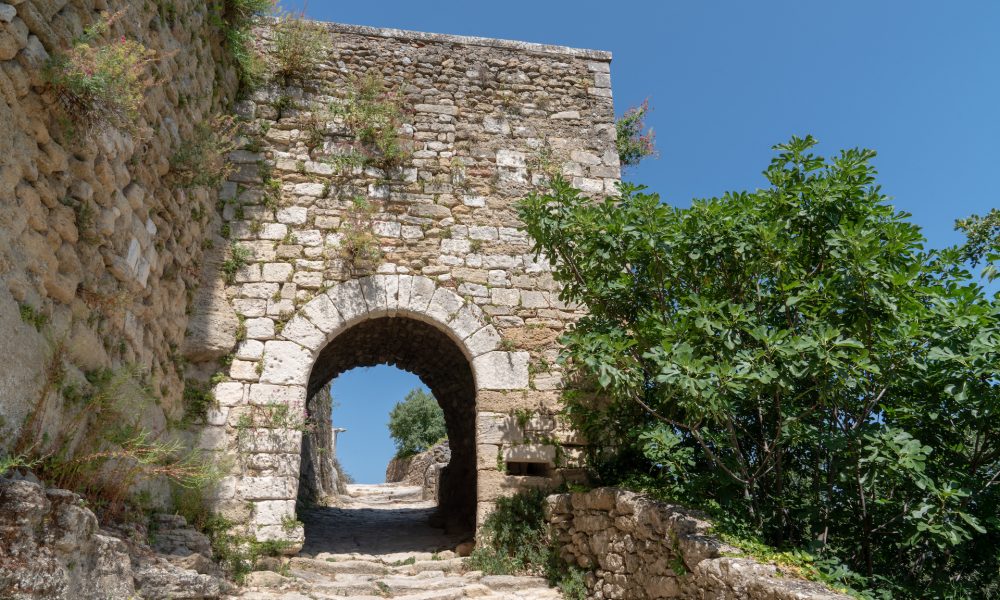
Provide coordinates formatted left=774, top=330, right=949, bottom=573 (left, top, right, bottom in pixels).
left=227, top=483, right=562, bottom=600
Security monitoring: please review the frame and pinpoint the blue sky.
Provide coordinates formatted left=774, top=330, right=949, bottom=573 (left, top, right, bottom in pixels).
left=303, top=1, right=999, bottom=482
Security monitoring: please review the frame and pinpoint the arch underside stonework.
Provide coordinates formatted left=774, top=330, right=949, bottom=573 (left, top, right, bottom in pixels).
left=207, top=274, right=532, bottom=548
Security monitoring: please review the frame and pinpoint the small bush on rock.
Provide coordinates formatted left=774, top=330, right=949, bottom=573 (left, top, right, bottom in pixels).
left=45, top=11, right=156, bottom=132
left=171, top=116, right=239, bottom=188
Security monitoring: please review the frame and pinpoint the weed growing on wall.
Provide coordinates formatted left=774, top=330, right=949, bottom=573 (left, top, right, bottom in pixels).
left=334, top=72, right=411, bottom=168
left=271, top=10, right=327, bottom=84
left=44, top=11, right=157, bottom=133
left=338, top=196, right=383, bottom=273
left=11, top=365, right=222, bottom=521
left=222, top=243, right=253, bottom=283
left=614, top=99, right=657, bottom=169
left=212, top=0, right=276, bottom=91
left=171, top=116, right=239, bottom=188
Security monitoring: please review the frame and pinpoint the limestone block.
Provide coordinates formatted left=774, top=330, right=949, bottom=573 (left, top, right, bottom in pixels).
left=260, top=341, right=313, bottom=385
left=326, top=279, right=367, bottom=325
left=183, top=277, right=238, bottom=362
left=448, top=302, right=486, bottom=340
left=427, top=287, right=464, bottom=324
left=245, top=317, right=275, bottom=339
left=251, top=499, right=296, bottom=526
left=235, top=339, right=265, bottom=360
left=280, top=314, right=325, bottom=351
left=358, top=274, right=392, bottom=314
left=237, top=477, right=297, bottom=501
left=504, top=444, right=556, bottom=465
left=465, top=325, right=501, bottom=357
left=406, top=276, right=436, bottom=314
left=214, top=382, right=246, bottom=407
left=301, top=292, right=345, bottom=334
left=473, top=351, right=530, bottom=390
left=249, top=384, right=306, bottom=407
left=240, top=428, right=302, bottom=454
left=276, top=206, right=307, bottom=225
left=476, top=412, right=522, bottom=445
left=262, top=262, right=293, bottom=282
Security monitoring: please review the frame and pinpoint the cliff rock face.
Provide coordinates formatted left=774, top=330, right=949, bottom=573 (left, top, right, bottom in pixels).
left=0, top=0, right=237, bottom=488
left=298, top=381, right=347, bottom=505
left=0, top=476, right=227, bottom=600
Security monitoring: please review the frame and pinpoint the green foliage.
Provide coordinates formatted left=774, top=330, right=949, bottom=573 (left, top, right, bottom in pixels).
left=614, top=99, right=656, bottom=170
left=470, top=490, right=589, bottom=596
left=222, top=243, right=253, bottom=283
left=18, top=302, right=48, bottom=331
left=171, top=116, right=238, bottom=188
left=468, top=489, right=550, bottom=575
left=334, top=72, right=411, bottom=168
left=44, top=12, right=156, bottom=132
left=182, top=382, right=216, bottom=425
left=955, top=208, right=999, bottom=278
left=214, top=0, right=275, bottom=90
left=518, top=136, right=1000, bottom=598
left=387, top=388, right=446, bottom=458
left=271, top=10, right=326, bottom=83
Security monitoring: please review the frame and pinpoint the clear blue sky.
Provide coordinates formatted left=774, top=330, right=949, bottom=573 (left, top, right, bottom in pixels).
left=307, top=2, right=999, bottom=482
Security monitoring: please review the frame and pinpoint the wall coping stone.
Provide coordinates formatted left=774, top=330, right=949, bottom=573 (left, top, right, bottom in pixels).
left=287, top=19, right=614, bottom=61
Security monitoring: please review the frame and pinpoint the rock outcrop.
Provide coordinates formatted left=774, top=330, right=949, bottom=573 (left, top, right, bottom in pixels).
left=0, top=476, right=227, bottom=600
left=385, top=440, right=451, bottom=502
left=546, top=488, right=852, bottom=600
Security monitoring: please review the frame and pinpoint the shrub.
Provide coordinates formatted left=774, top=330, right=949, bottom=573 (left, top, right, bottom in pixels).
left=387, top=388, right=446, bottom=458
left=469, top=489, right=588, bottom=596
left=614, top=99, right=657, bottom=170
left=519, top=136, right=1000, bottom=598
left=468, top=489, right=550, bottom=575
left=45, top=12, right=156, bottom=132
left=14, top=365, right=221, bottom=521
left=271, top=10, right=326, bottom=83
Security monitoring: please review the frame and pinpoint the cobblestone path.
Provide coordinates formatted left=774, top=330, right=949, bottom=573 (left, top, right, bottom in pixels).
left=228, top=483, right=562, bottom=599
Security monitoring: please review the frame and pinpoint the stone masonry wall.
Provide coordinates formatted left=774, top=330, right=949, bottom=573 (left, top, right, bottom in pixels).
left=197, top=21, right=618, bottom=546
left=0, top=0, right=237, bottom=496
left=547, top=488, right=852, bottom=600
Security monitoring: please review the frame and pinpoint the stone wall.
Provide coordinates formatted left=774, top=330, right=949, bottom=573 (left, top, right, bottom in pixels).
left=546, top=488, right=852, bottom=600
left=0, top=0, right=237, bottom=498
left=198, top=21, right=618, bottom=546
left=385, top=440, right=451, bottom=501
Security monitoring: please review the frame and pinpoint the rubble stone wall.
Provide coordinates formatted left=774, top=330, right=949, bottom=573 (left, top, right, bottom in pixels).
left=546, top=488, right=852, bottom=600
left=197, top=21, right=619, bottom=548
left=0, top=0, right=237, bottom=487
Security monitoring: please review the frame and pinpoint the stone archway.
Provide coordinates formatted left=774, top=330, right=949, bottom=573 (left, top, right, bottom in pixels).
left=220, top=274, right=527, bottom=549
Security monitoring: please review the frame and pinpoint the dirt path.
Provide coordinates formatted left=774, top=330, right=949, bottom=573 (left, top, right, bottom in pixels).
left=228, top=483, right=562, bottom=600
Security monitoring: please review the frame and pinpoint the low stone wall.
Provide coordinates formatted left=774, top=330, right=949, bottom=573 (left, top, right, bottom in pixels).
left=546, top=488, right=851, bottom=600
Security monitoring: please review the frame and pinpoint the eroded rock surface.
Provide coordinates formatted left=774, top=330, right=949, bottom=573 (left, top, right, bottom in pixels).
left=0, top=477, right=228, bottom=600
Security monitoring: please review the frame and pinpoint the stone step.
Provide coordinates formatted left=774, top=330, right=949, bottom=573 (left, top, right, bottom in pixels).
left=391, top=558, right=467, bottom=574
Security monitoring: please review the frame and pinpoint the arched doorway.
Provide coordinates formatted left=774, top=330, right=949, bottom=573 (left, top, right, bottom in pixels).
left=225, top=274, right=529, bottom=551
left=303, top=314, right=478, bottom=535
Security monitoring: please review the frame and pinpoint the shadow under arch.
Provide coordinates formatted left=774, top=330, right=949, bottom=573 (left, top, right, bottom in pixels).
left=304, top=314, right=478, bottom=533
